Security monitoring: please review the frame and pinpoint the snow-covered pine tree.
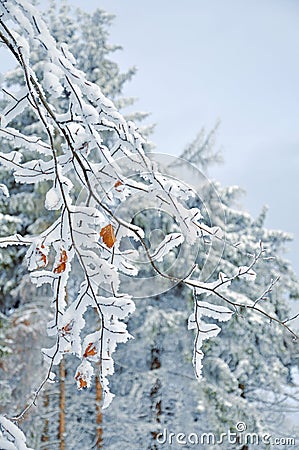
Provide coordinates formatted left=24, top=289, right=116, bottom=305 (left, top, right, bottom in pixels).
left=193, top=182, right=299, bottom=448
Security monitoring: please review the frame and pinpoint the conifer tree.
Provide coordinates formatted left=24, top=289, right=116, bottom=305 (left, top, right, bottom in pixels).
left=102, top=134, right=299, bottom=449
left=0, top=2, right=298, bottom=450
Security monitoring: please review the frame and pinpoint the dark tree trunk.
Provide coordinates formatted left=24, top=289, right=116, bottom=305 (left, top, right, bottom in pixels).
left=95, top=374, right=103, bottom=448
left=149, top=347, right=162, bottom=449
left=58, top=359, right=66, bottom=450
left=238, top=383, right=248, bottom=450
left=41, top=388, right=49, bottom=449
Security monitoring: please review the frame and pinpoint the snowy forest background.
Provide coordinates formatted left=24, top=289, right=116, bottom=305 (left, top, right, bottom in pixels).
left=0, top=1, right=299, bottom=449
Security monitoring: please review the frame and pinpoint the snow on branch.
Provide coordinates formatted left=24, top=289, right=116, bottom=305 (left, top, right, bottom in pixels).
left=0, top=0, right=297, bottom=436
left=0, top=416, right=33, bottom=450
left=188, top=301, right=233, bottom=379
left=0, top=0, right=219, bottom=412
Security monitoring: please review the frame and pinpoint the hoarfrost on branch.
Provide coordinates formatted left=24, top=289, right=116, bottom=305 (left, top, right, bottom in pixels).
left=0, top=1, right=297, bottom=443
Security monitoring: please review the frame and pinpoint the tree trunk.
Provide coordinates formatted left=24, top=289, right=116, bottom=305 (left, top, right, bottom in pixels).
left=238, top=383, right=248, bottom=450
left=95, top=374, right=103, bottom=448
left=58, top=359, right=66, bottom=450
left=149, top=347, right=162, bottom=449
left=41, top=388, right=49, bottom=449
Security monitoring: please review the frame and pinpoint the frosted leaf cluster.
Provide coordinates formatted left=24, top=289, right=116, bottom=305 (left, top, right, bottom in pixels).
left=0, top=1, right=282, bottom=436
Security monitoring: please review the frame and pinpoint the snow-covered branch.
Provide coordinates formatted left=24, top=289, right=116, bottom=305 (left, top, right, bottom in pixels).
left=0, top=1, right=297, bottom=439
left=0, top=416, right=33, bottom=450
left=0, top=0, right=223, bottom=412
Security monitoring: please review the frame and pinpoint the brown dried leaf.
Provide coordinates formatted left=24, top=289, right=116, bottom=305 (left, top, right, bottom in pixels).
left=61, top=321, right=73, bottom=335
left=36, top=246, right=47, bottom=268
left=83, top=342, right=97, bottom=358
left=53, top=261, right=66, bottom=274
left=53, top=249, right=68, bottom=274
left=114, top=180, right=123, bottom=192
left=100, top=224, right=116, bottom=248
left=75, top=372, right=87, bottom=389
left=60, top=249, right=68, bottom=263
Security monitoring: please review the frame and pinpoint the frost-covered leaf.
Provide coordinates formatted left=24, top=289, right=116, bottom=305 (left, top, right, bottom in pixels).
left=53, top=248, right=68, bottom=274
left=45, top=187, right=62, bottom=210
left=150, top=232, right=184, bottom=262
left=75, top=360, right=94, bottom=389
left=0, top=234, right=32, bottom=248
left=189, top=298, right=233, bottom=379
left=100, top=223, right=116, bottom=248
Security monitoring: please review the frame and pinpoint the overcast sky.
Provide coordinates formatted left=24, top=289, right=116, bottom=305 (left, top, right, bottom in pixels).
left=1, top=0, right=299, bottom=277
left=87, top=0, right=299, bottom=275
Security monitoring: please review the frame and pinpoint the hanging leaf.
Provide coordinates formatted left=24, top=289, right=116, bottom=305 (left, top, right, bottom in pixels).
left=36, top=245, right=47, bottom=268
left=75, top=360, right=94, bottom=389
left=83, top=342, right=97, bottom=358
left=61, top=321, right=73, bottom=336
left=100, top=224, right=116, bottom=248
left=114, top=180, right=123, bottom=192
left=75, top=372, right=88, bottom=389
left=53, top=248, right=68, bottom=274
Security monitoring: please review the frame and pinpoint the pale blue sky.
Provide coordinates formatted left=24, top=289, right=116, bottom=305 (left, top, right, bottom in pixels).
left=87, top=0, right=299, bottom=274
left=1, top=0, right=299, bottom=276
